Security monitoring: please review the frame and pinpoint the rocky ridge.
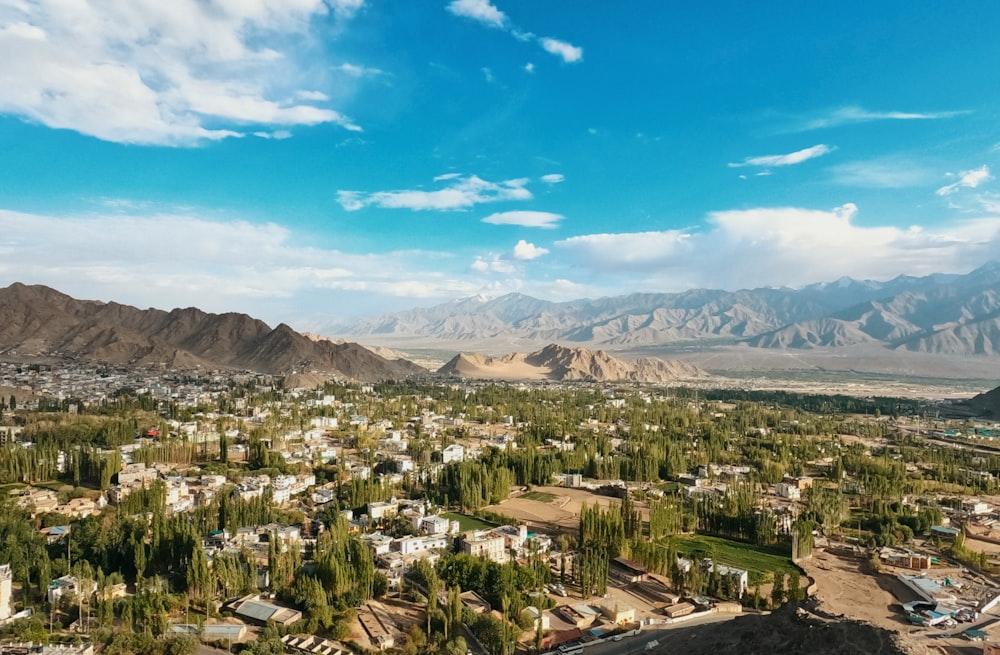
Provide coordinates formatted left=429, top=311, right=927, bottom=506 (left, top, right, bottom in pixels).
left=0, top=283, right=427, bottom=381
left=438, top=343, right=706, bottom=382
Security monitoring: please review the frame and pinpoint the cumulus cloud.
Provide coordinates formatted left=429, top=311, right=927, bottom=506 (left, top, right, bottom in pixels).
left=937, top=165, right=993, bottom=196
left=511, top=240, right=549, bottom=260
left=796, top=105, right=967, bottom=131
left=0, top=0, right=363, bottom=145
left=541, top=173, right=565, bottom=184
left=556, top=203, right=1000, bottom=290
left=482, top=210, right=564, bottom=228
left=539, top=37, right=583, bottom=63
left=470, top=255, right=515, bottom=274
left=729, top=144, right=834, bottom=168
left=446, top=0, right=507, bottom=28
left=338, top=175, right=533, bottom=211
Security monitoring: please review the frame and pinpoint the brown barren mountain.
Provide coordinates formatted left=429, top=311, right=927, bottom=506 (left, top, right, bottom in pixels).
left=967, top=384, right=1000, bottom=418
left=0, top=283, right=426, bottom=381
left=437, top=343, right=706, bottom=382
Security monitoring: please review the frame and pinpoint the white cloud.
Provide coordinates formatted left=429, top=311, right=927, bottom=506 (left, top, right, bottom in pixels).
left=338, top=175, right=533, bottom=211
left=830, top=157, right=937, bottom=188
left=541, top=173, right=565, bottom=184
left=470, top=255, right=515, bottom=274
left=539, top=37, right=583, bottom=63
left=481, top=67, right=495, bottom=83
left=0, top=0, right=363, bottom=145
left=334, top=63, right=384, bottom=78
left=798, top=105, right=967, bottom=131
left=482, top=210, right=564, bottom=228
left=253, top=130, right=293, bottom=140
left=329, top=0, right=365, bottom=19
left=556, top=203, right=1000, bottom=290
left=524, top=62, right=535, bottom=73
left=444, top=3, right=581, bottom=64
left=511, top=240, right=549, bottom=260
left=729, top=144, right=834, bottom=168
left=937, top=165, right=993, bottom=196
left=0, top=206, right=499, bottom=323
left=446, top=0, right=507, bottom=28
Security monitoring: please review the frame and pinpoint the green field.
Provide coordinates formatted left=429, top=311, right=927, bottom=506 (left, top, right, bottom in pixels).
left=665, top=534, right=797, bottom=584
left=441, top=512, right=499, bottom=532
left=520, top=490, right=557, bottom=503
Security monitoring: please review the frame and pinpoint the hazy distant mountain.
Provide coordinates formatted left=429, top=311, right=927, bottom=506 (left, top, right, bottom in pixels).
left=0, top=283, right=426, bottom=380
left=333, top=262, right=1000, bottom=356
left=437, top=343, right=706, bottom=382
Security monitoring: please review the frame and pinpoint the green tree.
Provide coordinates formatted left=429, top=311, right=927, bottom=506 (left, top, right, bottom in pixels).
left=770, top=572, right=786, bottom=608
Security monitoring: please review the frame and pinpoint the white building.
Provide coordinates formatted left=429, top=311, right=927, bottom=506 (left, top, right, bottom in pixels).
left=0, top=564, right=12, bottom=620
left=396, top=534, right=449, bottom=556
left=460, top=531, right=507, bottom=563
left=441, top=444, right=465, bottom=464
left=368, top=499, right=399, bottom=521
left=47, top=575, right=97, bottom=605
left=776, top=482, right=801, bottom=500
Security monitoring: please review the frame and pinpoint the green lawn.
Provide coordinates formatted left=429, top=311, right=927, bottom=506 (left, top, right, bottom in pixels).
left=441, top=512, right=499, bottom=532
left=665, top=534, right=797, bottom=585
left=521, top=490, right=557, bottom=503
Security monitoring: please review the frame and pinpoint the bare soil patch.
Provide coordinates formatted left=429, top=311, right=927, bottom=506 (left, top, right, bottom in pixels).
left=485, top=486, right=624, bottom=534
left=801, top=550, right=921, bottom=633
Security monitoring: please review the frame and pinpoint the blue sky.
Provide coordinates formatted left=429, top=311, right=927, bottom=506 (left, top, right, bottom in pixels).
left=1, top=0, right=999, bottom=330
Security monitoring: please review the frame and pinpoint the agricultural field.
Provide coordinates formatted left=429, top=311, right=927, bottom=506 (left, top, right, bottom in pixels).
left=664, top=534, right=798, bottom=584
left=485, top=485, right=630, bottom=534
left=440, top=512, right=498, bottom=532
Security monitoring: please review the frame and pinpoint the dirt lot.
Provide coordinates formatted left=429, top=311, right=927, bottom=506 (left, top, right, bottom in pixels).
left=485, top=486, right=628, bottom=534
left=801, top=550, right=922, bottom=633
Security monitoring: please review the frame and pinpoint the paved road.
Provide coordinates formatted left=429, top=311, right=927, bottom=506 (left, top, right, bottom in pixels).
left=583, top=613, right=741, bottom=655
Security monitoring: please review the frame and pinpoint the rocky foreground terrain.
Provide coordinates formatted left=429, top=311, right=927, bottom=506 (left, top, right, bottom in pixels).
left=650, top=603, right=931, bottom=655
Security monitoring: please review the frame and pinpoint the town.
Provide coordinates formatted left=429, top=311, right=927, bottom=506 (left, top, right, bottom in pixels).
left=2, top=363, right=1000, bottom=655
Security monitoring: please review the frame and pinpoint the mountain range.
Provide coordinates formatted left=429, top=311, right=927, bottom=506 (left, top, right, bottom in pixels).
left=332, top=261, right=1000, bottom=356
left=0, top=284, right=701, bottom=384
left=0, top=283, right=426, bottom=381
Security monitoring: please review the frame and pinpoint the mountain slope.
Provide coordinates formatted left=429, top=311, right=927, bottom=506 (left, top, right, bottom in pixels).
left=968, top=385, right=1000, bottom=418
left=437, top=344, right=706, bottom=382
left=333, top=262, right=1000, bottom=356
left=0, top=283, right=426, bottom=380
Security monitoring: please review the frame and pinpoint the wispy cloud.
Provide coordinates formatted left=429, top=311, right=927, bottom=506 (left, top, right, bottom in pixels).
left=937, top=165, right=993, bottom=196
left=729, top=144, right=834, bottom=168
left=0, top=0, right=365, bottom=145
left=511, top=240, right=549, bottom=260
left=795, top=105, right=967, bottom=131
left=445, top=1, right=582, bottom=64
left=829, top=157, right=938, bottom=188
left=334, top=63, right=384, bottom=78
left=482, top=210, right=563, bottom=228
left=338, top=175, right=532, bottom=211
left=539, top=37, right=583, bottom=63
left=541, top=174, right=565, bottom=184
left=556, top=204, right=1000, bottom=290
